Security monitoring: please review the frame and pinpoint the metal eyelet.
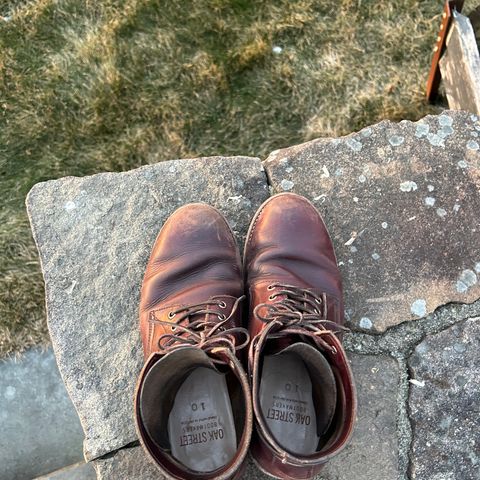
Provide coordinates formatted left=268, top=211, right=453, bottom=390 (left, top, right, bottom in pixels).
left=171, top=326, right=176, bottom=331
left=218, top=301, right=227, bottom=308
left=218, top=313, right=227, bottom=320
left=168, top=311, right=176, bottom=319
left=267, top=284, right=275, bottom=291
left=269, top=294, right=277, bottom=301
left=315, top=298, right=321, bottom=304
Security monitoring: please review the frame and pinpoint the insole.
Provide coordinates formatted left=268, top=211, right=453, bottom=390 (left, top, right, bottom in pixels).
left=168, top=367, right=236, bottom=472
left=259, top=353, right=320, bottom=455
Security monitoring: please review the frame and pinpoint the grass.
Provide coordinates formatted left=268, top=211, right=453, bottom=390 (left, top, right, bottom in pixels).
left=0, top=0, right=456, bottom=356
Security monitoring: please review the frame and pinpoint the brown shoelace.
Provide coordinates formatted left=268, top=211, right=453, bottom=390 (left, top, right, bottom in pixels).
left=253, top=283, right=347, bottom=353
left=149, top=296, right=249, bottom=358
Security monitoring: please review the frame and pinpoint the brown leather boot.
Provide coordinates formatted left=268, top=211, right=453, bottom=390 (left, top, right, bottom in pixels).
left=134, top=204, right=252, bottom=480
left=244, top=193, right=356, bottom=480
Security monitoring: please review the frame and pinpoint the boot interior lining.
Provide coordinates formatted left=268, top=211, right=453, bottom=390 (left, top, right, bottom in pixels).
left=259, top=344, right=337, bottom=456
left=167, top=367, right=237, bottom=472
left=139, top=349, right=239, bottom=473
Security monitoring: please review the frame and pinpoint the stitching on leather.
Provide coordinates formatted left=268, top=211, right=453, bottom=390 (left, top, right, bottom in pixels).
left=147, top=320, right=154, bottom=354
left=246, top=201, right=269, bottom=246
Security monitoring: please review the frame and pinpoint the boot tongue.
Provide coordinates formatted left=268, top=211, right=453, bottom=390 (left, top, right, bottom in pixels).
left=274, top=342, right=337, bottom=437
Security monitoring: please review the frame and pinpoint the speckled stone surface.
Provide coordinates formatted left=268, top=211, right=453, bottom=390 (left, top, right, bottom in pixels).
left=408, top=317, right=480, bottom=480
left=93, top=447, right=161, bottom=480
left=264, top=110, right=480, bottom=332
left=26, top=156, right=268, bottom=461
left=92, top=354, right=399, bottom=480
left=25, top=112, right=480, bottom=479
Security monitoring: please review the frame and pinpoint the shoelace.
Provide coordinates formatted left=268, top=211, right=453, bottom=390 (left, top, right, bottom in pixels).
left=253, top=283, right=348, bottom=353
left=149, top=296, right=249, bottom=359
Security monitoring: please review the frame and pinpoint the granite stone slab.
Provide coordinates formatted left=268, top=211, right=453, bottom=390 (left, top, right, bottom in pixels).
left=92, top=353, right=399, bottom=480
left=264, top=110, right=480, bottom=332
left=26, top=156, right=269, bottom=461
left=408, top=317, right=480, bottom=480
left=0, top=348, right=85, bottom=480
left=93, top=447, right=161, bottom=480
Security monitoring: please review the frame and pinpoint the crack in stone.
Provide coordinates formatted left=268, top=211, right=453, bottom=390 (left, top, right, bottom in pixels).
left=344, top=298, right=480, bottom=480
left=94, top=440, right=140, bottom=461
left=396, top=356, right=412, bottom=480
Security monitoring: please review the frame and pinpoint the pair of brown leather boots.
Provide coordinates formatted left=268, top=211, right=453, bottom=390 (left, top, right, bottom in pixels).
left=134, top=193, right=356, bottom=480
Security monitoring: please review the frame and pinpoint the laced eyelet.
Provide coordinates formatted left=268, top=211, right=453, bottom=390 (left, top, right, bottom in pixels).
left=171, top=326, right=176, bottom=331
left=168, top=311, right=176, bottom=319
left=269, top=294, right=277, bottom=301
left=218, top=313, right=227, bottom=320
left=315, top=298, right=321, bottom=304
left=267, top=284, right=275, bottom=291
left=218, top=301, right=227, bottom=308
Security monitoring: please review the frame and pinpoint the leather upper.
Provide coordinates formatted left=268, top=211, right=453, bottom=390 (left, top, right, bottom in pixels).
left=244, top=193, right=356, bottom=479
left=244, top=192, right=344, bottom=339
left=135, top=203, right=251, bottom=480
left=139, top=203, right=244, bottom=357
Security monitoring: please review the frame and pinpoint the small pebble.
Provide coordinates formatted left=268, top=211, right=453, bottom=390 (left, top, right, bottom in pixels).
left=409, top=379, right=425, bottom=387
left=425, top=197, right=435, bottom=207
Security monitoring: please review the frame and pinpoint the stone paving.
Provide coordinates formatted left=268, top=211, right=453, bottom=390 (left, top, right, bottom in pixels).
left=35, top=461, right=96, bottom=480
left=0, top=348, right=85, bottom=479
left=26, top=111, right=480, bottom=479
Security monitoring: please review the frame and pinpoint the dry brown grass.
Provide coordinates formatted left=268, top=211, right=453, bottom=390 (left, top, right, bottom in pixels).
left=0, top=0, right=451, bottom=356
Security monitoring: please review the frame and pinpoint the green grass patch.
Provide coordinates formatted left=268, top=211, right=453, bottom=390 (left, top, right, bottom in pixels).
left=0, top=0, right=450, bottom=355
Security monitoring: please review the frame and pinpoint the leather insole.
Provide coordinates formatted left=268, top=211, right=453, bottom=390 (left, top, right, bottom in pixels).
left=168, top=367, right=236, bottom=472
left=259, top=349, right=336, bottom=455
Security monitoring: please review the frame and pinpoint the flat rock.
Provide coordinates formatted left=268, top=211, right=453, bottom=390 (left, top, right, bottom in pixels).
left=408, top=317, right=480, bottom=479
left=93, top=354, right=399, bottom=479
left=93, top=447, right=161, bottom=480
left=0, top=348, right=85, bottom=480
left=35, top=462, right=96, bottom=480
left=264, top=110, right=480, bottom=332
left=26, top=156, right=268, bottom=461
